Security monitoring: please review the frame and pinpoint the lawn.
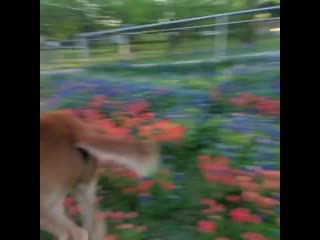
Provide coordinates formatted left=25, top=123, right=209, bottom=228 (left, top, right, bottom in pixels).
left=40, top=60, right=280, bottom=240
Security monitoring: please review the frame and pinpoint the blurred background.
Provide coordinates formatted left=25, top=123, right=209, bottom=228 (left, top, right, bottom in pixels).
left=40, top=1, right=280, bottom=240
left=40, top=0, right=279, bottom=70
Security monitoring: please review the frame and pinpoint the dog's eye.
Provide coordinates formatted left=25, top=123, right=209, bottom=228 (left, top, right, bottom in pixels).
left=76, top=147, right=90, bottom=162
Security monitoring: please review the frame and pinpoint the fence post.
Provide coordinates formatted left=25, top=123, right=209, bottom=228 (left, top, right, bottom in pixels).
left=214, top=15, right=229, bottom=58
left=77, top=37, right=90, bottom=64
left=118, top=34, right=131, bottom=61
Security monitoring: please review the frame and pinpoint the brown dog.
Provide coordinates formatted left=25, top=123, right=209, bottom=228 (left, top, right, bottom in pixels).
left=40, top=111, right=159, bottom=240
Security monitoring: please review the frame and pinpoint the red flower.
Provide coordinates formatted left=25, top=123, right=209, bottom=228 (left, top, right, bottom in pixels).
left=255, top=197, right=278, bottom=208
left=139, top=112, right=155, bottom=119
left=248, top=215, right=262, bottom=223
left=229, top=208, right=251, bottom=222
left=88, top=95, right=107, bottom=108
left=197, top=155, right=211, bottom=162
left=262, top=170, right=280, bottom=180
left=213, top=156, right=230, bottom=166
left=225, top=195, right=241, bottom=203
left=220, top=176, right=235, bottom=186
left=199, top=163, right=227, bottom=171
left=200, top=199, right=217, bottom=206
left=104, top=234, right=118, bottom=240
left=254, top=98, right=280, bottom=116
left=230, top=97, right=247, bottom=106
left=230, top=92, right=258, bottom=106
left=63, top=197, right=75, bottom=207
left=242, top=191, right=260, bottom=202
left=197, top=220, right=216, bottom=233
left=238, top=181, right=259, bottom=191
left=138, top=180, right=154, bottom=191
left=262, top=180, right=280, bottom=190
left=241, top=232, right=268, bottom=240
left=122, top=187, right=137, bottom=193
left=108, top=211, right=128, bottom=221
left=135, top=225, right=148, bottom=233
left=204, top=174, right=220, bottom=183
left=201, top=205, right=224, bottom=215
left=200, top=199, right=224, bottom=215
left=126, top=100, right=148, bottom=114
left=122, top=171, right=138, bottom=179
left=116, top=224, right=134, bottom=230
left=97, top=212, right=109, bottom=220
left=138, top=121, right=185, bottom=141
left=161, top=182, right=175, bottom=190
left=125, top=212, right=139, bottom=218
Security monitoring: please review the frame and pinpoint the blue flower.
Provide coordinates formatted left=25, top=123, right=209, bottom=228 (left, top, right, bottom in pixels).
left=270, top=129, right=280, bottom=139
left=260, top=162, right=277, bottom=170
left=272, top=193, right=280, bottom=201
left=174, top=172, right=185, bottom=182
left=139, top=194, right=153, bottom=203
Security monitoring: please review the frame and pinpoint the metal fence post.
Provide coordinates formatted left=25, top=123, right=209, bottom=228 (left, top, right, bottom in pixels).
left=77, top=37, right=90, bottom=64
left=118, top=34, right=131, bottom=61
left=214, top=15, right=229, bottom=58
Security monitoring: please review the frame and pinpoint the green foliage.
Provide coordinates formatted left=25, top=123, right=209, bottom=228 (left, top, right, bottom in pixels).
left=40, top=0, right=279, bottom=40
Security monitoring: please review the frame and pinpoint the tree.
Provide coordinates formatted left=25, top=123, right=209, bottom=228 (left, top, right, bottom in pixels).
left=40, top=0, right=279, bottom=40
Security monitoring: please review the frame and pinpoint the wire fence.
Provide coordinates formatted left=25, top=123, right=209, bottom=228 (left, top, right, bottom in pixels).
left=40, top=6, right=280, bottom=72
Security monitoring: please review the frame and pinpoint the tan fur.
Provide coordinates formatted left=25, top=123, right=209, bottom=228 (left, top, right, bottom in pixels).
left=40, top=111, right=159, bottom=240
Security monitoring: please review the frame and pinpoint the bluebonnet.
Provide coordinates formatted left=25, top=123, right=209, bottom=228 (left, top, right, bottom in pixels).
left=272, top=193, right=280, bottom=201
left=270, top=129, right=280, bottom=139
left=216, top=144, right=231, bottom=153
left=232, top=65, right=248, bottom=75
left=239, top=166, right=259, bottom=173
left=174, top=172, right=185, bottom=182
left=259, top=162, right=277, bottom=170
left=261, top=152, right=275, bottom=159
left=249, top=152, right=266, bottom=161
left=139, top=194, right=153, bottom=203
left=222, top=121, right=234, bottom=130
